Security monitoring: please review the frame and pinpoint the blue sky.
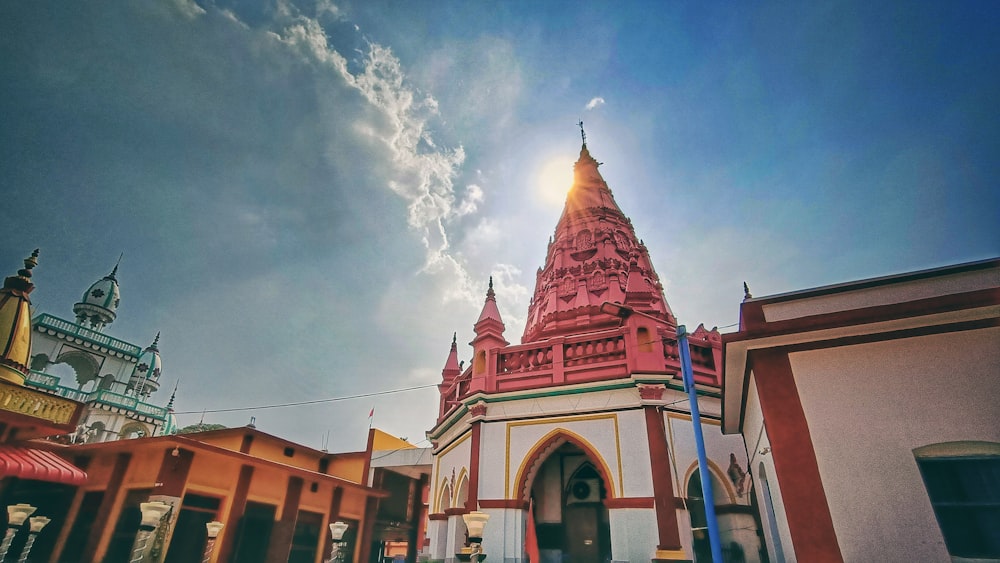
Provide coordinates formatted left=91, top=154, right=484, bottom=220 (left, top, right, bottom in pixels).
left=1, top=0, right=997, bottom=450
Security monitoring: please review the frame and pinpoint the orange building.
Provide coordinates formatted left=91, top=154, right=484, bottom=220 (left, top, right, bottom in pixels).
left=35, top=426, right=391, bottom=563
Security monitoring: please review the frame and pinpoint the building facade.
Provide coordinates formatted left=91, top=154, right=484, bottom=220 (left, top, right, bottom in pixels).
left=36, top=426, right=385, bottom=563
left=723, top=258, right=1000, bottom=562
left=25, top=261, right=177, bottom=443
left=427, top=140, right=762, bottom=563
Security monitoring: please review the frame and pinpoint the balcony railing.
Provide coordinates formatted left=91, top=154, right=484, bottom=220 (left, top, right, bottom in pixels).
left=25, top=371, right=168, bottom=421
left=32, top=314, right=141, bottom=357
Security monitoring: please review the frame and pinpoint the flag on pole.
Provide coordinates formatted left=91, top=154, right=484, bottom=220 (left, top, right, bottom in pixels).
left=368, top=407, right=375, bottom=429
left=526, top=498, right=540, bottom=563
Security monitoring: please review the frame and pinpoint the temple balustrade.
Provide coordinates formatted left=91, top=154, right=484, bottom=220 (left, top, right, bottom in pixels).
left=436, top=325, right=722, bottom=422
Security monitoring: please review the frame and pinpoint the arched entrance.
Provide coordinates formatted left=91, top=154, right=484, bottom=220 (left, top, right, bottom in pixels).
left=528, top=442, right=612, bottom=563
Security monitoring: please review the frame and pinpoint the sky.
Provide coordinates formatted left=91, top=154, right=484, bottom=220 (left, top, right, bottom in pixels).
left=1, top=0, right=997, bottom=452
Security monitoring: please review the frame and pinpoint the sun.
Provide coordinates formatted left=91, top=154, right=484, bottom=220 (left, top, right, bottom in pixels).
left=537, top=157, right=576, bottom=207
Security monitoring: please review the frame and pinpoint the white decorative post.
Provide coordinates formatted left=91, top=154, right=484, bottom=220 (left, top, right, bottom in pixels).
left=129, top=501, right=171, bottom=563
left=0, top=505, right=35, bottom=563
left=328, top=521, right=349, bottom=563
left=463, top=511, right=490, bottom=563
left=201, top=521, right=224, bottom=563
left=16, top=516, right=49, bottom=563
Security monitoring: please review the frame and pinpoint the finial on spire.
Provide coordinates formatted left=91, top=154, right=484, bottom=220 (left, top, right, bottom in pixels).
left=5, top=249, right=39, bottom=294
left=19, top=249, right=39, bottom=279
left=151, top=331, right=161, bottom=350
left=109, top=252, right=123, bottom=279
left=489, top=276, right=494, bottom=290
left=743, top=281, right=753, bottom=300
left=452, top=332, right=457, bottom=346
left=578, top=120, right=587, bottom=147
left=167, top=381, right=178, bottom=410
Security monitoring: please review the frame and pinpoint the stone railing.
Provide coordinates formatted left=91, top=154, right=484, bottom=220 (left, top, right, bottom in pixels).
left=0, top=383, right=79, bottom=425
left=498, top=344, right=553, bottom=374
left=24, top=372, right=168, bottom=421
left=33, top=314, right=141, bottom=357
left=562, top=334, right=625, bottom=367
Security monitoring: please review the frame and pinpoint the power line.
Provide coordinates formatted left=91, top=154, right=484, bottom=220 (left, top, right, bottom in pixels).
left=174, top=383, right=438, bottom=415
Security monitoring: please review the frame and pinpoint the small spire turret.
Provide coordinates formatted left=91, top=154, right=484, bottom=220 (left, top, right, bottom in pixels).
left=0, top=250, right=40, bottom=385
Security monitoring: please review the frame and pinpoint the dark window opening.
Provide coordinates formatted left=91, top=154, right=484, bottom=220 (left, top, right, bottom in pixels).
left=289, top=510, right=324, bottom=563
left=231, top=501, right=276, bottom=563
left=917, top=455, right=1000, bottom=558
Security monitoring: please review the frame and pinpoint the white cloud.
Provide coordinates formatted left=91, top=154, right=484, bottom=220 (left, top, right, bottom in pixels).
left=585, top=96, right=606, bottom=110
left=456, top=184, right=484, bottom=216
left=168, top=0, right=206, bottom=19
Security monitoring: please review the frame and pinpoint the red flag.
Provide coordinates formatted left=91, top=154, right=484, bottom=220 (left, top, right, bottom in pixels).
left=525, top=498, right=540, bottom=563
left=368, top=407, right=374, bottom=418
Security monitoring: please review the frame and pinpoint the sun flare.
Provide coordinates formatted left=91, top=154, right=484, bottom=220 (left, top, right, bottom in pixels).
left=537, top=158, right=576, bottom=207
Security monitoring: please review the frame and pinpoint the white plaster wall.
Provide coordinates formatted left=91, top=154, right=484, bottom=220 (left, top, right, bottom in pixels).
left=665, top=407, right=749, bottom=506
left=431, top=431, right=472, bottom=512
left=616, top=408, right=654, bottom=498
left=428, top=519, right=447, bottom=561
left=608, top=507, right=657, bottom=563
left=743, top=372, right=795, bottom=563
left=32, top=331, right=138, bottom=387
left=792, top=327, right=1000, bottom=562
left=478, top=420, right=509, bottom=500
left=504, top=413, right=624, bottom=499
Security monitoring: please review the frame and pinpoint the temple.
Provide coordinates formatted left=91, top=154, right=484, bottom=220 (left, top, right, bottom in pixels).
left=427, top=136, right=759, bottom=563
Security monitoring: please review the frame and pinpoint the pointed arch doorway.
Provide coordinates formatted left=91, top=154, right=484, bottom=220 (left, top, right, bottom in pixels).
left=528, top=442, right=612, bottom=563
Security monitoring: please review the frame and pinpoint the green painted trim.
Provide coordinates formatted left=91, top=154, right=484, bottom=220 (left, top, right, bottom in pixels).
left=32, top=314, right=141, bottom=357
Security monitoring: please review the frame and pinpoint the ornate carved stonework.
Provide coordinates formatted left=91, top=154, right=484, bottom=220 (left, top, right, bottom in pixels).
left=637, top=384, right=665, bottom=401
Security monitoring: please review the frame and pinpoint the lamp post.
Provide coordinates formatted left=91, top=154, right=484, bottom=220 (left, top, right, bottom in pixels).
left=599, top=302, right=725, bottom=562
left=202, top=521, right=224, bottom=563
left=328, top=521, right=349, bottom=563
left=129, top=501, right=171, bottom=563
left=463, top=511, right=489, bottom=563
left=16, top=516, right=49, bottom=563
left=0, top=505, right=35, bottom=562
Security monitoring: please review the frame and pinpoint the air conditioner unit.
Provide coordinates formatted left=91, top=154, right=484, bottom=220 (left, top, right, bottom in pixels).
left=567, top=478, right=601, bottom=504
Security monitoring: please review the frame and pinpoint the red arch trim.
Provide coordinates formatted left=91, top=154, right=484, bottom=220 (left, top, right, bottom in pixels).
left=513, top=429, right=617, bottom=502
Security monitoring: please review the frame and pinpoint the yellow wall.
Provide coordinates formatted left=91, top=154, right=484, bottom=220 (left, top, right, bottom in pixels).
left=327, top=454, right=366, bottom=482
left=338, top=488, right=368, bottom=520
left=372, top=429, right=416, bottom=451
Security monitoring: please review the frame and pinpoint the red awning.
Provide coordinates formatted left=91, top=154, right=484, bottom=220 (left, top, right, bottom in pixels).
left=0, top=445, right=87, bottom=485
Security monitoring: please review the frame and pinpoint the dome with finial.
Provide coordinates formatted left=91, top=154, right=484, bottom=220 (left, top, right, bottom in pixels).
left=0, top=249, right=40, bottom=385
left=74, top=258, right=121, bottom=331
left=128, top=332, right=162, bottom=398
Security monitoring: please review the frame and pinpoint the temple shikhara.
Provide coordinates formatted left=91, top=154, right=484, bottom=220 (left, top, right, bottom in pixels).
left=427, top=136, right=760, bottom=562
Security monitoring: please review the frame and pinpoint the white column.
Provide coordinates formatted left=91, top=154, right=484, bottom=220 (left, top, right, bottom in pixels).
left=608, top=507, right=659, bottom=563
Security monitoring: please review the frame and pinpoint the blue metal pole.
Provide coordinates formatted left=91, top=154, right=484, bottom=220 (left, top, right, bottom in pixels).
left=677, top=324, right=725, bottom=563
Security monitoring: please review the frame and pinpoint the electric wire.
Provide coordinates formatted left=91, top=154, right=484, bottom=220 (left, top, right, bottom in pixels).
left=173, top=383, right=438, bottom=415
left=174, top=320, right=734, bottom=417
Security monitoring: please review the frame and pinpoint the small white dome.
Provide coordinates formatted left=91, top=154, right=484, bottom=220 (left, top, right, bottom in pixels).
left=73, top=265, right=120, bottom=330
left=129, top=333, right=162, bottom=398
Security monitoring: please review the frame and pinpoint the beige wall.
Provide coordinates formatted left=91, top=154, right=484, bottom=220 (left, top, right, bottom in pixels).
left=791, top=326, right=1000, bottom=562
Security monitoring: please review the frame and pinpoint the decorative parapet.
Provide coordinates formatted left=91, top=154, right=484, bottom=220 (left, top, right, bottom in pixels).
left=25, top=371, right=168, bottom=421
left=33, top=313, right=141, bottom=358
left=0, top=380, right=80, bottom=425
